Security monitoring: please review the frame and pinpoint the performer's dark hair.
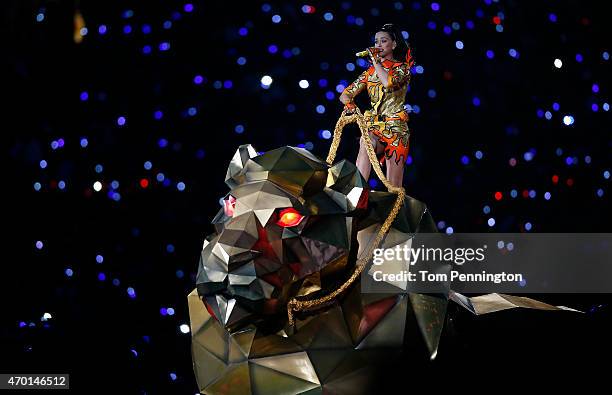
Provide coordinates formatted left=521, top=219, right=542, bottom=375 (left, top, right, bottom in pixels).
left=378, top=23, right=411, bottom=62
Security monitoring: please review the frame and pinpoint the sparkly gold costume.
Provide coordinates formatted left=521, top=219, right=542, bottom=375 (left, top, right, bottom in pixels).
left=342, top=59, right=412, bottom=164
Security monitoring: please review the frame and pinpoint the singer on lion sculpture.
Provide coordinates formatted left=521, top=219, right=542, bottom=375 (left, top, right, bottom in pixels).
left=187, top=144, right=574, bottom=395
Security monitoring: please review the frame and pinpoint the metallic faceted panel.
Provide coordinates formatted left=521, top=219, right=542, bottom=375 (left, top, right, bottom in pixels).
left=226, top=144, right=259, bottom=189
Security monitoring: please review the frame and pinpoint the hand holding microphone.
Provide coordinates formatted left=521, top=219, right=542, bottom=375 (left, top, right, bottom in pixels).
left=355, top=47, right=382, bottom=64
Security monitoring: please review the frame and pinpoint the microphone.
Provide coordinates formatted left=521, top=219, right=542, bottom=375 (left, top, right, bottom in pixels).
left=355, top=47, right=382, bottom=57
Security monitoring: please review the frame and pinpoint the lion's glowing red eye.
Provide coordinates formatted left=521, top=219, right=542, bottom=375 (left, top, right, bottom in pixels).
left=277, top=208, right=305, bottom=227
left=223, top=195, right=236, bottom=217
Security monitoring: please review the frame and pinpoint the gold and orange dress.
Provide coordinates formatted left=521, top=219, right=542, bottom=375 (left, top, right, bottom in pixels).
left=342, top=59, right=412, bottom=164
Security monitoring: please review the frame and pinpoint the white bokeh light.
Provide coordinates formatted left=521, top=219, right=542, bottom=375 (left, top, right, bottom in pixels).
left=260, top=75, right=273, bottom=86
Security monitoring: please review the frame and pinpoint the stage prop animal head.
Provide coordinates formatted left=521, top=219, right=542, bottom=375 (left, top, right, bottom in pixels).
left=196, top=144, right=371, bottom=330
left=189, top=144, right=450, bottom=394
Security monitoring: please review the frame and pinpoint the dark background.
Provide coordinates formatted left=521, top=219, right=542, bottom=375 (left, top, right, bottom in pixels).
left=4, top=0, right=611, bottom=393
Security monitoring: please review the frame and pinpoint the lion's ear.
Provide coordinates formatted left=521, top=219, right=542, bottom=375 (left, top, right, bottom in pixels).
left=326, top=159, right=368, bottom=211
left=225, top=144, right=259, bottom=188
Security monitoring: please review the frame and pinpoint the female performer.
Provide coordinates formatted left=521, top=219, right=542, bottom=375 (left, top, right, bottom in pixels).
left=339, top=23, right=415, bottom=187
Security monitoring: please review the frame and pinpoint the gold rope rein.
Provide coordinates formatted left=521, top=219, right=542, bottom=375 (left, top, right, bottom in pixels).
left=287, top=108, right=406, bottom=326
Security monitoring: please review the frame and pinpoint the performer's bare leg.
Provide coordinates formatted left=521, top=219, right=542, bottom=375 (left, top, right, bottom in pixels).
left=356, top=132, right=383, bottom=181
left=386, top=154, right=404, bottom=187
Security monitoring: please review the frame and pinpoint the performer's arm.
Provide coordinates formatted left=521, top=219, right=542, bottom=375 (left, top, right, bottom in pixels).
left=364, top=48, right=392, bottom=88
left=340, top=70, right=367, bottom=112
left=373, top=61, right=390, bottom=88
left=339, top=92, right=353, bottom=105
left=386, top=63, right=411, bottom=90
left=341, top=71, right=366, bottom=102
left=340, top=92, right=357, bottom=114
